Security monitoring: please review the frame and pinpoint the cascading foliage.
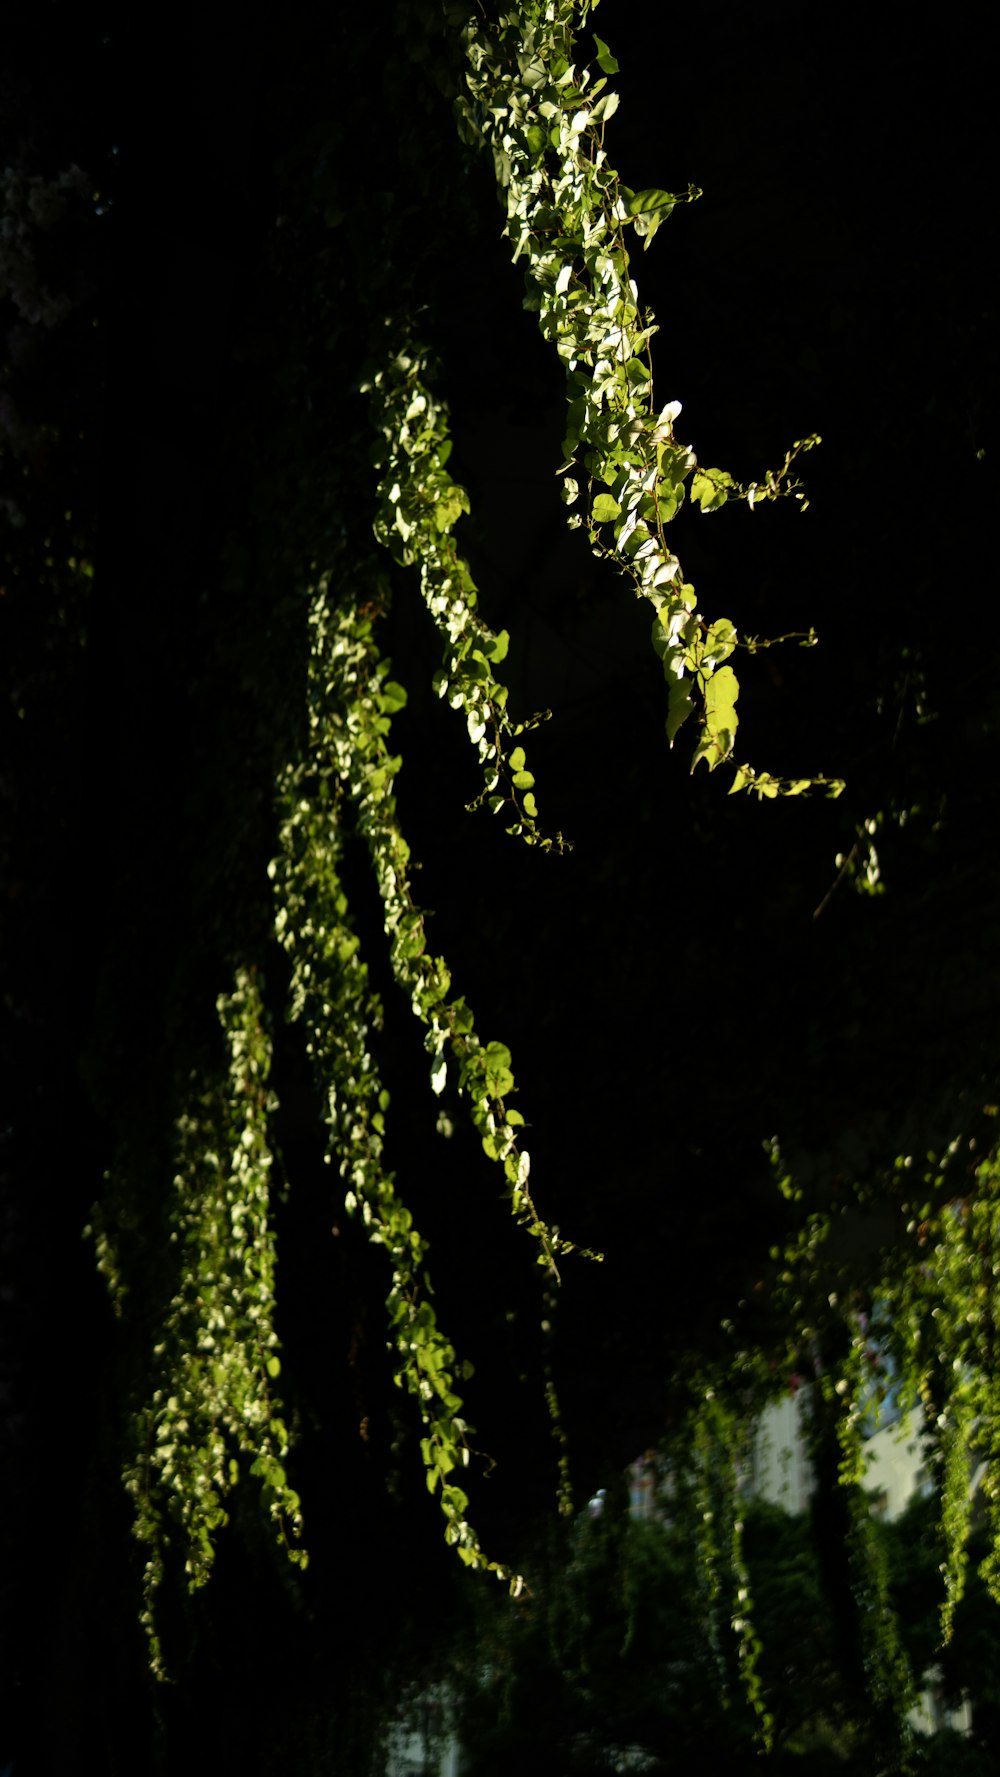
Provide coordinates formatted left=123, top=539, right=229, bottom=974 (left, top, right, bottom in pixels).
left=269, top=573, right=599, bottom=1584
left=90, top=969, right=304, bottom=1676
left=86, top=0, right=998, bottom=1747
left=459, top=0, right=842, bottom=799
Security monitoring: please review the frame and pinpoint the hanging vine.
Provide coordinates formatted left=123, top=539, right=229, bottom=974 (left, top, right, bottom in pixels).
left=459, top=0, right=843, bottom=799
left=364, top=334, right=567, bottom=850
left=685, top=1388, right=773, bottom=1748
left=90, top=969, right=304, bottom=1677
left=741, top=1116, right=1000, bottom=1746
left=884, top=1137, right=1000, bottom=1634
left=269, top=570, right=602, bottom=1585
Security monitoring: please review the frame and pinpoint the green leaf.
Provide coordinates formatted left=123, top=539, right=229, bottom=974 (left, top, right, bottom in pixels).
left=691, top=469, right=733, bottom=513
left=656, top=441, right=693, bottom=487
left=650, top=614, right=670, bottom=661
left=265, top=1354, right=281, bottom=1379
left=621, top=522, right=650, bottom=558
left=512, top=770, right=535, bottom=790
left=694, top=664, right=740, bottom=770
left=703, top=619, right=737, bottom=667
left=484, top=1041, right=514, bottom=1097
left=441, top=1484, right=469, bottom=1518
left=666, top=680, right=694, bottom=746
left=509, top=746, right=526, bottom=771
left=628, top=187, right=676, bottom=218
left=434, top=491, right=468, bottom=532
left=705, top=663, right=739, bottom=730
left=593, top=34, right=619, bottom=74
left=378, top=680, right=408, bottom=713
left=591, top=91, right=620, bottom=124
left=592, top=492, right=622, bottom=523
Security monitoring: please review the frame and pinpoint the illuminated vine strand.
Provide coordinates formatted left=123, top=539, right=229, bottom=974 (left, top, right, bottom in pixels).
left=269, top=573, right=597, bottom=1582
left=364, top=335, right=568, bottom=850
left=461, top=0, right=843, bottom=800
left=94, top=969, right=304, bottom=1677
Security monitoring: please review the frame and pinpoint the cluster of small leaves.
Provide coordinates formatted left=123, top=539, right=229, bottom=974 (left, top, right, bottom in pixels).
left=363, top=337, right=567, bottom=850
left=460, top=2, right=842, bottom=800
left=822, top=795, right=933, bottom=919
left=270, top=577, right=592, bottom=1583
left=120, top=969, right=303, bottom=1677
left=813, top=813, right=890, bottom=919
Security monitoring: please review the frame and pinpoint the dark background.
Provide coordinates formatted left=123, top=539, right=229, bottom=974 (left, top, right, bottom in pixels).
left=2, top=1, right=993, bottom=1769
